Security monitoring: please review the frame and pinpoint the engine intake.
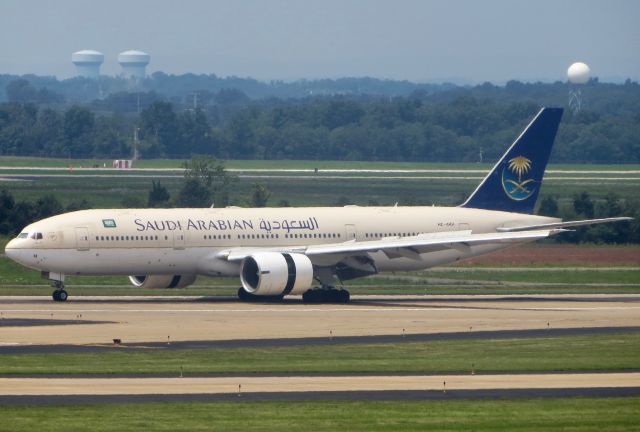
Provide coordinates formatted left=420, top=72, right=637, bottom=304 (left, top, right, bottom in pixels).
left=240, top=252, right=313, bottom=296
left=129, top=274, right=197, bottom=289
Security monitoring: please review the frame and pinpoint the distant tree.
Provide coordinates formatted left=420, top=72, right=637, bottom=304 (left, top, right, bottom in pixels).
left=63, top=106, right=95, bottom=157
left=10, top=201, right=35, bottom=235
left=121, top=195, right=145, bottom=208
left=6, top=80, right=65, bottom=104
left=277, top=199, right=291, bottom=207
left=178, top=108, right=212, bottom=155
left=176, top=178, right=211, bottom=207
left=214, top=88, right=250, bottom=105
left=6, top=79, right=37, bottom=102
left=573, top=191, right=595, bottom=218
left=148, top=180, right=171, bottom=208
left=176, top=156, right=236, bottom=207
left=599, top=193, right=623, bottom=218
left=323, top=99, right=365, bottom=129
left=139, top=101, right=179, bottom=157
left=335, top=196, right=353, bottom=206
left=538, top=196, right=559, bottom=217
left=66, top=199, right=92, bottom=212
left=250, top=183, right=271, bottom=207
left=34, top=195, right=63, bottom=219
left=0, top=189, right=16, bottom=234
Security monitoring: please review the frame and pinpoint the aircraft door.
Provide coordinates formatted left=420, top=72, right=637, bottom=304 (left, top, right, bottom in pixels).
left=75, top=227, right=90, bottom=251
left=344, top=224, right=357, bottom=241
left=173, top=231, right=186, bottom=250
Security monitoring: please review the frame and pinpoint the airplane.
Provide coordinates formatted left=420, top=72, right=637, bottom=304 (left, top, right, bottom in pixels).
left=4, top=107, right=631, bottom=303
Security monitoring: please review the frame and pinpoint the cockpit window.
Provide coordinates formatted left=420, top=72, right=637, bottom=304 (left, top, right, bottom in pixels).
left=30, top=232, right=43, bottom=240
left=17, top=232, right=28, bottom=239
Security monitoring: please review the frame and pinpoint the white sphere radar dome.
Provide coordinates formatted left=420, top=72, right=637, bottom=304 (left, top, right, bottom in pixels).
left=567, top=62, right=591, bottom=84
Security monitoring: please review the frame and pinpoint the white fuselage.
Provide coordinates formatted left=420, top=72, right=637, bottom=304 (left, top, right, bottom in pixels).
left=5, top=206, right=556, bottom=279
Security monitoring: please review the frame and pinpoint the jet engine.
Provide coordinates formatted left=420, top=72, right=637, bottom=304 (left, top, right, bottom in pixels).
left=240, top=252, right=313, bottom=296
left=128, top=275, right=197, bottom=289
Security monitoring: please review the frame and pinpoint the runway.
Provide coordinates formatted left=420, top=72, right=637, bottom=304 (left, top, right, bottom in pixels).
left=1, top=294, right=638, bottom=403
left=1, top=373, right=639, bottom=396
left=1, top=294, right=639, bottom=346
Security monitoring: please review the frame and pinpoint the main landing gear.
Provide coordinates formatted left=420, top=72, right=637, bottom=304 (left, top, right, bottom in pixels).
left=302, top=287, right=350, bottom=304
left=51, top=281, right=68, bottom=302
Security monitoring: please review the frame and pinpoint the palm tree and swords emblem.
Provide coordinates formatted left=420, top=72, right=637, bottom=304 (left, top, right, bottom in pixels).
left=501, top=155, right=536, bottom=200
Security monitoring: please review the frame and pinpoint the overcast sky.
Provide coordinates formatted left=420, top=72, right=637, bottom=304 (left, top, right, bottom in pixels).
left=1, top=0, right=638, bottom=83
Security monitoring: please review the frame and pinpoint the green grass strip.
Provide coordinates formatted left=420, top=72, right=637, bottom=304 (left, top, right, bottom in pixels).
left=1, top=397, right=639, bottom=431
left=1, top=333, right=638, bottom=375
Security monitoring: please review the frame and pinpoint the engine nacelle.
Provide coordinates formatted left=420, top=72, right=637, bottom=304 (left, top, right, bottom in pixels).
left=240, top=252, right=313, bottom=296
left=129, top=274, right=197, bottom=289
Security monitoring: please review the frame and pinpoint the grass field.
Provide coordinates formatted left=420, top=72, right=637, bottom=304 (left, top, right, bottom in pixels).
left=2, top=156, right=639, bottom=209
left=1, top=397, right=638, bottom=431
left=2, top=175, right=639, bottom=211
left=1, top=333, right=638, bottom=375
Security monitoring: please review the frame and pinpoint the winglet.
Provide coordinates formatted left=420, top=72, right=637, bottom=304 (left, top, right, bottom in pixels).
left=461, top=107, right=563, bottom=214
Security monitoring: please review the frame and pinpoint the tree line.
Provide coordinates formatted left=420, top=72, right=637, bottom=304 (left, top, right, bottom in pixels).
left=1, top=90, right=638, bottom=163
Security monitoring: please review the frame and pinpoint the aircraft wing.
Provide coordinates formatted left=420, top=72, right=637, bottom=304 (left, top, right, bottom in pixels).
left=496, top=217, right=632, bottom=232
left=218, top=229, right=561, bottom=262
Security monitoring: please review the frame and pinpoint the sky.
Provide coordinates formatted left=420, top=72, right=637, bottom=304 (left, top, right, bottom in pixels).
left=1, top=0, right=638, bottom=83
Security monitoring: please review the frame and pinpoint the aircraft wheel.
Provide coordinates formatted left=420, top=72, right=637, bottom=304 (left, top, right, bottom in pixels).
left=338, top=290, right=350, bottom=303
left=52, top=290, right=60, bottom=301
left=237, top=287, right=255, bottom=302
left=238, top=287, right=283, bottom=302
left=58, top=290, right=68, bottom=302
left=302, top=289, right=321, bottom=303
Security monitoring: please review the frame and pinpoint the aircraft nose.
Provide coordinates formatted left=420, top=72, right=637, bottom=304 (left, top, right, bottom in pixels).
left=4, top=239, right=17, bottom=260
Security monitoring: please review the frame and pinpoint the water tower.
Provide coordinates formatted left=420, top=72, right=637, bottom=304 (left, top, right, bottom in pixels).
left=118, top=50, right=150, bottom=79
left=567, top=62, right=590, bottom=113
left=71, top=50, right=104, bottom=78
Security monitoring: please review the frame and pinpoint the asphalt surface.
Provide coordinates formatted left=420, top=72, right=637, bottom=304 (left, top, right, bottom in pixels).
left=0, top=318, right=110, bottom=327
